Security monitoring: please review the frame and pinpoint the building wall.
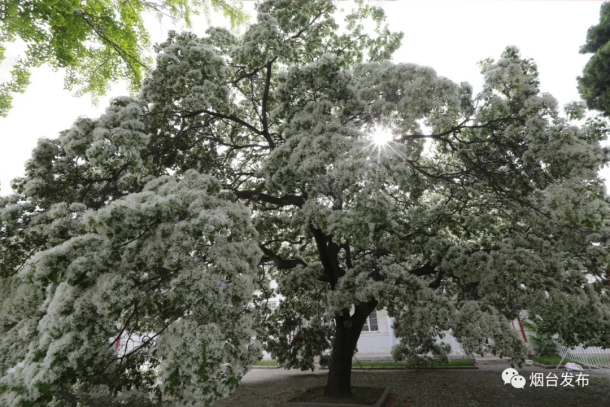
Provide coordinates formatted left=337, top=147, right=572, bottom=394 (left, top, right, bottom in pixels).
left=354, top=309, right=467, bottom=357
left=354, top=310, right=529, bottom=359
left=259, top=299, right=530, bottom=361
left=356, top=309, right=393, bottom=354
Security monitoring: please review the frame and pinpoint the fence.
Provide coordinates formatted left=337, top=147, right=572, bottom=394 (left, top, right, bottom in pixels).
left=555, top=342, right=610, bottom=370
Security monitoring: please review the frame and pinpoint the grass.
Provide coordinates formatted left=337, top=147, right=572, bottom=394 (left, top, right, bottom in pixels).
left=435, top=359, right=476, bottom=367
left=288, top=386, right=385, bottom=405
left=254, top=360, right=278, bottom=366
left=255, top=359, right=476, bottom=368
left=352, top=359, right=476, bottom=368
left=531, top=356, right=573, bottom=366
left=353, top=361, right=405, bottom=367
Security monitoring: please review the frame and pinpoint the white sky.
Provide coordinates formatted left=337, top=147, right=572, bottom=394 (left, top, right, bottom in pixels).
left=0, top=0, right=608, bottom=196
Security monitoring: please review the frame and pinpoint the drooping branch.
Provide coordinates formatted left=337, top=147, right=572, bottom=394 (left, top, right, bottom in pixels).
left=259, top=245, right=306, bottom=270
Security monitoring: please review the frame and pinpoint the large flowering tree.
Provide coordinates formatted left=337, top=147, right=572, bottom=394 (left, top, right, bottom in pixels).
left=579, top=2, right=610, bottom=116
left=2, top=0, right=610, bottom=404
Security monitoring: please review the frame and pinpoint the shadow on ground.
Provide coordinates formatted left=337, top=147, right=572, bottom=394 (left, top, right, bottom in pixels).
left=212, top=365, right=610, bottom=407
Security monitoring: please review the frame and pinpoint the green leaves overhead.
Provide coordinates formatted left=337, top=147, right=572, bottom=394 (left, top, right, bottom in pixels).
left=1, top=0, right=610, bottom=404
left=0, top=0, right=248, bottom=117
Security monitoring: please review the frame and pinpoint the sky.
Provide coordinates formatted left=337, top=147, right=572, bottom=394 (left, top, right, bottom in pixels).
left=0, top=0, right=607, bottom=196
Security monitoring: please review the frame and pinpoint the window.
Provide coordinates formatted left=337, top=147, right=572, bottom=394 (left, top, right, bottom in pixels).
left=361, top=309, right=378, bottom=332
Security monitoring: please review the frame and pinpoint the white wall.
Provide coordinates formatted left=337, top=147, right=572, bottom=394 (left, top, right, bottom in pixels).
left=356, top=309, right=393, bottom=354
left=260, top=308, right=530, bottom=362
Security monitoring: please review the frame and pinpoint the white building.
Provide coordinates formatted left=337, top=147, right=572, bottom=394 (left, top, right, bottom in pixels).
left=355, top=308, right=531, bottom=359
left=354, top=308, right=466, bottom=359
left=262, top=301, right=531, bottom=361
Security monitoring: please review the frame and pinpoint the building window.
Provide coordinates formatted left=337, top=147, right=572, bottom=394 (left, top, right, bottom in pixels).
left=361, top=309, right=378, bottom=332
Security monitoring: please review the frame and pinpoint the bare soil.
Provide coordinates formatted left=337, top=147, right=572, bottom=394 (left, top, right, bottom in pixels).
left=288, top=386, right=384, bottom=405
left=211, top=365, right=610, bottom=407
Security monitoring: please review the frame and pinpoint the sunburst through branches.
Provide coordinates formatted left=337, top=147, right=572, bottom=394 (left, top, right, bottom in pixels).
left=366, top=124, right=403, bottom=162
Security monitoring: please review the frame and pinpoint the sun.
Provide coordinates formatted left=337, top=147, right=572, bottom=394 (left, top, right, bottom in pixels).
left=370, top=125, right=394, bottom=146
left=363, top=124, right=403, bottom=163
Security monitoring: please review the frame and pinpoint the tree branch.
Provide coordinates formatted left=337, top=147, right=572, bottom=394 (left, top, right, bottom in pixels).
left=409, top=261, right=438, bottom=277
left=393, top=115, right=519, bottom=144
left=234, top=189, right=306, bottom=207
left=429, top=269, right=445, bottom=290
left=261, top=60, right=276, bottom=149
left=310, top=226, right=345, bottom=289
left=259, top=245, right=306, bottom=270
left=341, top=241, right=353, bottom=269
left=74, top=9, right=150, bottom=75
left=181, top=109, right=264, bottom=137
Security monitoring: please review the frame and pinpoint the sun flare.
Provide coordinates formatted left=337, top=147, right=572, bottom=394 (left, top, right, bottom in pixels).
left=364, top=125, right=403, bottom=163
left=370, top=126, right=394, bottom=146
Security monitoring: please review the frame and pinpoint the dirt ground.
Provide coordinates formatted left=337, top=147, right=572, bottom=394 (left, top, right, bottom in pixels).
left=211, top=364, right=610, bottom=407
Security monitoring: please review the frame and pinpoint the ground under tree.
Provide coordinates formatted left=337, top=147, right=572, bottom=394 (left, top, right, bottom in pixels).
left=1, top=0, right=610, bottom=405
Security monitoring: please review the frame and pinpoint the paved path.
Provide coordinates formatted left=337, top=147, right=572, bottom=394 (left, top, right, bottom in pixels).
left=212, top=365, right=610, bottom=406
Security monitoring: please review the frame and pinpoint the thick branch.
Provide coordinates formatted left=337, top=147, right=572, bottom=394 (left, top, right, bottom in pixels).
left=310, top=226, right=345, bottom=289
left=259, top=245, right=306, bottom=270
left=409, top=261, right=446, bottom=289
left=373, top=248, right=390, bottom=258
left=261, top=60, right=276, bottom=149
left=409, top=261, right=438, bottom=277
left=234, top=189, right=306, bottom=207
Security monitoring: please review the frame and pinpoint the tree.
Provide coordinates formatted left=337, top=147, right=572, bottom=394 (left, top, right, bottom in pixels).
left=0, top=0, right=248, bottom=117
left=579, top=2, right=610, bottom=116
left=1, top=0, right=610, bottom=404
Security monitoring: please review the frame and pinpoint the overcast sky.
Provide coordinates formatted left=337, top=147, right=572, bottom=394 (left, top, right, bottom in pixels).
left=0, top=0, right=607, bottom=196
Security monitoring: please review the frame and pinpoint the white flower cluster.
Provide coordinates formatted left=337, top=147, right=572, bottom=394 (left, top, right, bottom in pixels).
left=2, top=0, right=610, bottom=402
left=1, top=171, right=261, bottom=405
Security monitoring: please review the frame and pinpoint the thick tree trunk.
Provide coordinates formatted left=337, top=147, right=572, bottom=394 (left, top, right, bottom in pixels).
left=325, top=315, right=357, bottom=398
left=325, top=301, right=377, bottom=398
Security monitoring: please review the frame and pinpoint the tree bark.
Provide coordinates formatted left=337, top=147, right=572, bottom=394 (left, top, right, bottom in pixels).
left=325, top=314, right=357, bottom=398
left=325, top=301, right=377, bottom=398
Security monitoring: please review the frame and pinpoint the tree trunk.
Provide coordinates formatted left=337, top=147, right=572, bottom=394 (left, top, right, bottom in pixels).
left=325, top=315, right=357, bottom=398
left=325, top=301, right=377, bottom=398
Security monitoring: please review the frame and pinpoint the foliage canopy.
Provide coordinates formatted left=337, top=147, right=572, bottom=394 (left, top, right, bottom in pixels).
left=0, top=0, right=248, bottom=117
left=579, top=2, right=610, bottom=116
left=1, top=0, right=610, bottom=404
